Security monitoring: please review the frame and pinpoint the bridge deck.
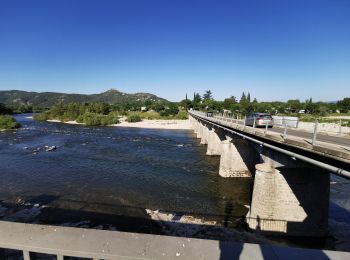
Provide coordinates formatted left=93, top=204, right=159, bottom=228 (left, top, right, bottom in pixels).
left=189, top=111, right=350, bottom=175
left=0, top=221, right=349, bottom=259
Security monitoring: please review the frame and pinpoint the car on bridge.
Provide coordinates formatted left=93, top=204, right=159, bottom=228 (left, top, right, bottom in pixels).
left=245, top=113, right=274, bottom=128
left=206, top=111, right=214, bottom=117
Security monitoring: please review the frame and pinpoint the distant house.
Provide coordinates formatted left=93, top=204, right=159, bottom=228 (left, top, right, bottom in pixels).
left=141, top=106, right=147, bottom=112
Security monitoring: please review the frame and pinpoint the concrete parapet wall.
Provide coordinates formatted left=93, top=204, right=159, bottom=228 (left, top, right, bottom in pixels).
left=1, top=220, right=349, bottom=260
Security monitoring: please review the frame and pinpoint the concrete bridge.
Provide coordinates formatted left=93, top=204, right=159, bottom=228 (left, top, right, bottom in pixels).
left=188, top=110, right=350, bottom=237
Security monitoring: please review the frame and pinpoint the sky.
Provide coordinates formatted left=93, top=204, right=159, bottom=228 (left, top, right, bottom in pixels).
left=0, top=0, right=349, bottom=102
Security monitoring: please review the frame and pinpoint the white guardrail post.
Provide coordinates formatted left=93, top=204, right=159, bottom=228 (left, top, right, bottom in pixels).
left=283, top=123, right=288, bottom=139
left=312, top=121, right=318, bottom=146
left=23, top=251, right=30, bottom=260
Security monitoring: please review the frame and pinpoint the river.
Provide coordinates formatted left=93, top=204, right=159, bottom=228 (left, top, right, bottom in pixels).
left=0, top=114, right=350, bottom=251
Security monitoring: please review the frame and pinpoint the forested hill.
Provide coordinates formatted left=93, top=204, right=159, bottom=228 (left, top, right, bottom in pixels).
left=0, top=89, right=168, bottom=108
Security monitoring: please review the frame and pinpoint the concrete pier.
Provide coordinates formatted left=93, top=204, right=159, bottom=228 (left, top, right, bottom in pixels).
left=247, top=163, right=330, bottom=237
left=200, top=123, right=209, bottom=145
left=206, top=128, right=223, bottom=156
left=196, top=121, right=203, bottom=139
left=219, top=139, right=257, bottom=178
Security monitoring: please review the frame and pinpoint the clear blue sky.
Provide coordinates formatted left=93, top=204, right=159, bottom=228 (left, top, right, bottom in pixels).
left=0, top=0, right=349, bottom=102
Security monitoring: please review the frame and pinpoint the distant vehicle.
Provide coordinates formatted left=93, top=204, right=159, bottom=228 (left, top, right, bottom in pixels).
left=206, top=111, right=213, bottom=117
left=245, top=113, right=273, bottom=128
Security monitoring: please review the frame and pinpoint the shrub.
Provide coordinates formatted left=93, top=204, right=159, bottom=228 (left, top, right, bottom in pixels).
left=0, top=115, right=21, bottom=130
left=100, top=113, right=120, bottom=126
left=78, top=112, right=101, bottom=126
left=143, top=111, right=161, bottom=120
left=127, top=113, right=142, bottom=122
left=33, top=112, right=51, bottom=121
left=175, top=110, right=188, bottom=120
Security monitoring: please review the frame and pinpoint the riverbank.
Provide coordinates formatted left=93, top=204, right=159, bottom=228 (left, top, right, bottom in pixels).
left=115, top=118, right=192, bottom=130
left=47, top=118, right=192, bottom=130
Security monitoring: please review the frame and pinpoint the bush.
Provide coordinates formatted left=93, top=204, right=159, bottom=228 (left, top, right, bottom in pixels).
left=100, top=113, right=120, bottom=126
left=33, top=112, right=51, bottom=121
left=127, top=113, right=142, bottom=122
left=175, top=110, right=188, bottom=120
left=142, top=111, right=161, bottom=120
left=77, top=112, right=101, bottom=126
left=76, top=112, right=120, bottom=126
left=0, top=115, right=21, bottom=130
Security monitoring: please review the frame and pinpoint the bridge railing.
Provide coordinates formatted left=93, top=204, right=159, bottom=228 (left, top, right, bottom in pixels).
left=191, top=110, right=350, bottom=140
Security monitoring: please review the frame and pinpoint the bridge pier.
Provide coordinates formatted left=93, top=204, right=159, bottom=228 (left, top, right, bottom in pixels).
left=196, top=121, right=203, bottom=139
left=206, top=127, right=223, bottom=156
left=219, top=139, right=258, bottom=178
left=246, top=163, right=330, bottom=237
left=200, top=123, right=209, bottom=145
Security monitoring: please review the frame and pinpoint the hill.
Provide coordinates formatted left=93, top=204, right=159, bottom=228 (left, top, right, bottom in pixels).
left=0, top=89, right=168, bottom=108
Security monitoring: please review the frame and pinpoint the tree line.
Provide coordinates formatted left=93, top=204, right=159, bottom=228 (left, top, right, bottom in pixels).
left=32, top=100, right=187, bottom=126
left=179, top=91, right=350, bottom=116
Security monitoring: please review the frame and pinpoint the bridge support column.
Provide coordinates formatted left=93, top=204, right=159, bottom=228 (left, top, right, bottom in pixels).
left=246, top=163, right=329, bottom=237
left=196, top=121, right=203, bottom=139
left=206, top=128, right=222, bottom=155
left=219, top=139, right=256, bottom=177
left=200, top=124, right=209, bottom=145
left=189, top=115, right=196, bottom=130
left=193, top=119, right=199, bottom=135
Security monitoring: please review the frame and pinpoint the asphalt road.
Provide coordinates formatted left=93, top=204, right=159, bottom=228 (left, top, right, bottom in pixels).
left=267, top=126, right=350, bottom=148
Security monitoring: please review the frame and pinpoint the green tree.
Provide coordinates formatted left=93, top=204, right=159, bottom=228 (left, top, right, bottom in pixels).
left=240, top=92, right=247, bottom=103
left=0, top=115, right=21, bottom=130
left=0, top=103, right=12, bottom=114
left=203, top=90, right=213, bottom=100
left=337, top=98, right=350, bottom=113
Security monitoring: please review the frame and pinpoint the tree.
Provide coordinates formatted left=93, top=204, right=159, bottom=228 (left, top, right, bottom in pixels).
left=193, top=93, right=202, bottom=108
left=286, top=99, right=302, bottom=113
left=203, top=90, right=213, bottom=101
left=0, top=103, right=12, bottom=115
left=247, top=92, right=251, bottom=102
left=337, top=98, right=350, bottom=113
left=230, top=96, right=237, bottom=103
left=179, top=99, right=191, bottom=109
left=240, top=92, right=247, bottom=103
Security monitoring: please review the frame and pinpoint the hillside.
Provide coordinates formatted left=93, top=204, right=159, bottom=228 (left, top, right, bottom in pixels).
left=0, top=89, right=168, bottom=108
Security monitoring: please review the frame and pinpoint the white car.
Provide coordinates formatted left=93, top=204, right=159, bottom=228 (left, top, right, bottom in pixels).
left=245, top=113, right=273, bottom=128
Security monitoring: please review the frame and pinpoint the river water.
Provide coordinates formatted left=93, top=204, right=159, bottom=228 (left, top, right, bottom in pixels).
left=0, top=114, right=350, bottom=251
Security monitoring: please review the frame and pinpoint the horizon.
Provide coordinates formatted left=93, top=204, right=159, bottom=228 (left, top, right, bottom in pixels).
left=0, top=0, right=349, bottom=102
left=0, top=88, right=343, bottom=103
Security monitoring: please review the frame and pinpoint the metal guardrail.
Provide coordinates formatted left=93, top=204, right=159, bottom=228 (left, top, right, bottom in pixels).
left=202, top=111, right=349, bottom=146
left=189, top=111, right=350, bottom=179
